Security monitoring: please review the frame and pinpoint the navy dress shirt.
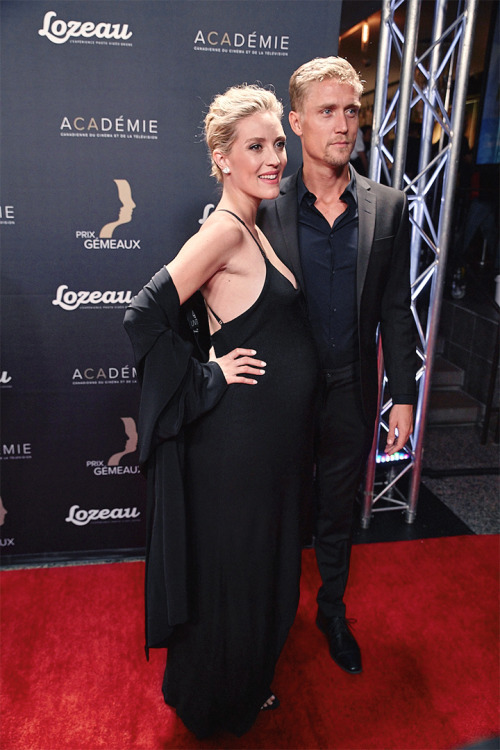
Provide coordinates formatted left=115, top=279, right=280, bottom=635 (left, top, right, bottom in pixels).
left=297, top=169, right=359, bottom=369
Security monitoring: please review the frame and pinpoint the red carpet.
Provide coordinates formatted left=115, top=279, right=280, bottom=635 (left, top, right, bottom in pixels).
left=1, top=536, right=498, bottom=750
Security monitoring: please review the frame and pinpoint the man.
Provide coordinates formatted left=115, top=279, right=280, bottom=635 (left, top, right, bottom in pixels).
left=258, top=57, right=417, bottom=675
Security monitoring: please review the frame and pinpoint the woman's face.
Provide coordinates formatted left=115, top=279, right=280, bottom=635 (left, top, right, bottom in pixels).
left=219, top=111, right=287, bottom=201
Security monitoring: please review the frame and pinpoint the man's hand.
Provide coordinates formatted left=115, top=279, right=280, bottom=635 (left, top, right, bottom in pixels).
left=384, top=404, right=413, bottom=455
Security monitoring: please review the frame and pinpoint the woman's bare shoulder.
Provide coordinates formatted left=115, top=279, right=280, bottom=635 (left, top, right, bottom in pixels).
left=198, top=209, right=246, bottom=252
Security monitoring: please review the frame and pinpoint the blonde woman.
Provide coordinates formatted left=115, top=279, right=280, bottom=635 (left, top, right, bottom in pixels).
left=124, top=85, right=317, bottom=738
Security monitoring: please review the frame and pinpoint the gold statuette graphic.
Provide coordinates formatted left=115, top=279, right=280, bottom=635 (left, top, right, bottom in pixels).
left=99, top=180, right=136, bottom=238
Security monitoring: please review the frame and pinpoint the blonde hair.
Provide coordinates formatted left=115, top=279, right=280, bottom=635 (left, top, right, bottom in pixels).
left=204, top=84, right=283, bottom=183
left=289, top=57, right=364, bottom=112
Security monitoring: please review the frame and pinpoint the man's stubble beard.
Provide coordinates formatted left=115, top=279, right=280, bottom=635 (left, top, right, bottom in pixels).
left=322, top=142, right=353, bottom=169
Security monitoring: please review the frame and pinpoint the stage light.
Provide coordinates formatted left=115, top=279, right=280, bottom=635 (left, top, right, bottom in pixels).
left=361, top=22, right=370, bottom=52
left=376, top=451, right=410, bottom=464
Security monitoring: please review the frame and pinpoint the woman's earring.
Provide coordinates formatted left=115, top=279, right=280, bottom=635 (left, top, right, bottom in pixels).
left=222, top=167, right=230, bottom=174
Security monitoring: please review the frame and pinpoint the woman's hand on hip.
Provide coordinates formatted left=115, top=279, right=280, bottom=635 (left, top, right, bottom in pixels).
left=210, top=347, right=266, bottom=385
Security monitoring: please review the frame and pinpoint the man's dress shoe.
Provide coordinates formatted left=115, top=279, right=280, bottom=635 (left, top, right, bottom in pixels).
left=316, top=611, right=362, bottom=674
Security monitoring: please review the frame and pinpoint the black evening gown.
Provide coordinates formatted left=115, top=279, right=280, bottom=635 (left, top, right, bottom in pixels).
left=163, top=216, right=318, bottom=738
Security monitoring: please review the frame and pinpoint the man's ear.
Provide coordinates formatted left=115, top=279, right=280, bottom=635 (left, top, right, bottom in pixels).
left=289, top=110, right=302, bottom=137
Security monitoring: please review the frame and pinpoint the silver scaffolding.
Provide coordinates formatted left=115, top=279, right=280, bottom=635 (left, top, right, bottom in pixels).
left=361, top=0, right=480, bottom=527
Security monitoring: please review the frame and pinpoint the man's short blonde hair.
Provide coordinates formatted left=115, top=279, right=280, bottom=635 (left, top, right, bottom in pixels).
left=289, top=57, right=364, bottom=112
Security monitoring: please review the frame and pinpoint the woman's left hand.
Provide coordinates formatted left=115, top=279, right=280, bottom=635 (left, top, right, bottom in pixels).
left=210, top=346, right=266, bottom=385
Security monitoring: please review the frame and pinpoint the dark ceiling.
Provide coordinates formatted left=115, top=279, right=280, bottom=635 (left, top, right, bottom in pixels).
left=339, top=0, right=381, bottom=34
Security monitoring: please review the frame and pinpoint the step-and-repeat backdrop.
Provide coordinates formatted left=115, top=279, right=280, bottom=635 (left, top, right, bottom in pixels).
left=1, top=0, right=341, bottom=564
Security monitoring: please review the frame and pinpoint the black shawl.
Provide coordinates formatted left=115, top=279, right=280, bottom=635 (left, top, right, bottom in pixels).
left=123, top=266, right=227, bottom=651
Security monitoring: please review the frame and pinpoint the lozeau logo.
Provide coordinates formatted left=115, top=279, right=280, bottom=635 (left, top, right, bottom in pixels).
left=66, top=504, right=140, bottom=526
left=52, top=285, right=132, bottom=311
left=39, top=11, right=132, bottom=45
left=0, top=371, right=12, bottom=385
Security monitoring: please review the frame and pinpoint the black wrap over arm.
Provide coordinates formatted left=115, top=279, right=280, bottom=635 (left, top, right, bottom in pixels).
left=123, top=266, right=227, bottom=652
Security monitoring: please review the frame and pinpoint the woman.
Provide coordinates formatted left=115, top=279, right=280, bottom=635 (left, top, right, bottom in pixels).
left=124, top=85, right=318, bottom=738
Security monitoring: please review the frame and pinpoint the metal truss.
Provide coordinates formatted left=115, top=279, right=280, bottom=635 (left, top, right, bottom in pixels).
left=361, top=0, right=479, bottom=527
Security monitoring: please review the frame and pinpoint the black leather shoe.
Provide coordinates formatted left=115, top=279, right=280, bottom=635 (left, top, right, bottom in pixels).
left=316, top=611, right=362, bottom=674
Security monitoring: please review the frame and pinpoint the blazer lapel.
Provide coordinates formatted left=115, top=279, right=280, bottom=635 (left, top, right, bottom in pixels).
left=271, top=170, right=377, bottom=299
left=275, top=173, right=305, bottom=289
left=356, top=174, right=376, bottom=311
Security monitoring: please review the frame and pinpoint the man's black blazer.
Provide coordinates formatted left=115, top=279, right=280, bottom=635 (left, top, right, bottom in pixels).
left=257, top=169, right=418, bottom=426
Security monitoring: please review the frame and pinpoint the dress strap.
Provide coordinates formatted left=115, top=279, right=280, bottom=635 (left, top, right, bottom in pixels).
left=206, top=302, right=224, bottom=327
left=216, top=209, right=267, bottom=259
left=205, top=209, right=267, bottom=327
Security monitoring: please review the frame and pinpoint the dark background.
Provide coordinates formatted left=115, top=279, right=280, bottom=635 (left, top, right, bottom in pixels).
left=0, top=0, right=342, bottom=562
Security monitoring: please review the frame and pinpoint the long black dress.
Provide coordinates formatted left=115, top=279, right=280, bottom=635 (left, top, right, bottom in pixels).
left=162, top=214, right=318, bottom=737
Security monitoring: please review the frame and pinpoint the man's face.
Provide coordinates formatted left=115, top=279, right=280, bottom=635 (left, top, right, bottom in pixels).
left=289, top=79, right=360, bottom=169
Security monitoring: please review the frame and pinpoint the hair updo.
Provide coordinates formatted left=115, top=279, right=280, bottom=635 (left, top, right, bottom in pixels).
left=204, top=84, right=283, bottom=183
